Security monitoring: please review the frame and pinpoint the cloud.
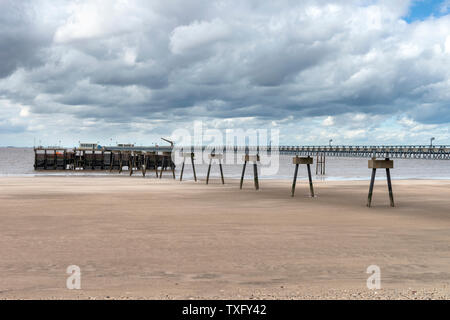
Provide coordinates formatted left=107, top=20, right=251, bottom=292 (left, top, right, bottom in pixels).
left=170, top=19, right=232, bottom=54
left=0, top=0, right=450, bottom=146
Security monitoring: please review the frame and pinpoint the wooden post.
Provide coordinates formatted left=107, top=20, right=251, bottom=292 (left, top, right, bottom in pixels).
left=206, top=159, right=212, bottom=184
left=291, top=163, right=299, bottom=197
left=171, top=159, right=176, bottom=179
left=219, top=159, right=225, bottom=185
left=34, top=149, right=37, bottom=170
left=315, top=154, right=318, bottom=175
left=253, top=162, right=259, bottom=190
left=240, top=155, right=260, bottom=190
left=158, top=152, right=175, bottom=179
left=142, top=154, right=147, bottom=177
left=240, top=161, right=247, bottom=189
left=180, top=152, right=196, bottom=182
left=292, top=156, right=314, bottom=198
left=367, top=168, right=376, bottom=207
left=367, top=158, right=394, bottom=208
left=180, top=159, right=185, bottom=181
left=129, top=153, right=134, bottom=176
left=159, top=156, right=165, bottom=179
left=119, top=152, right=122, bottom=173
left=206, top=153, right=224, bottom=184
left=154, top=153, right=159, bottom=178
left=63, top=150, right=67, bottom=170
left=386, top=168, right=395, bottom=207
left=109, top=152, right=114, bottom=172
left=191, top=154, right=197, bottom=182
left=307, top=163, right=315, bottom=197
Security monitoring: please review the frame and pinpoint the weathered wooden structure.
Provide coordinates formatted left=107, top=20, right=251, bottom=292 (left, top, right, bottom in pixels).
left=206, top=153, right=225, bottom=185
left=367, top=158, right=395, bottom=207
left=179, top=152, right=197, bottom=182
left=240, top=154, right=260, bottom=190
left=158, top=152, right=176, bottom=179
left=316, top=153, right=326, bottom=175
left=291, top=156, right=315, bottom=198
left=34, top=147, right=175, bottom=178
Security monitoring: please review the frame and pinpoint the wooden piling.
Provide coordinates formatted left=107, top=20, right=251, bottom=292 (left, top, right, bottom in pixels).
left=191, top=154, right=197, bottom=182
left=367, top=158, right=394, bottom=207
left=179, top=152, right=197, bottom=182
left=240, top=155, right=260, bottom=190
left=253, top=163, right=259, bottom=190
left=291, top=164, right=299, bottom=197
left=219, top=160, right=225, bottom=185
left=386, top=167, right=395, bottom=207
left=240, top=161, right=247, bottom=189
left=206, top=153, right=225, bottom=185
left=206, top=159, right=212, bottom=184
left=291, top=156, right=315, bottom=197
left=180, top=160, right=185, bottom=181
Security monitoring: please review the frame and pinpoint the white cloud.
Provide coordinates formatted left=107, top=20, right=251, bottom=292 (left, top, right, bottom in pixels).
left=169, top=19, right=231, bottom=54
left=322, top=116, right=335, bottom=126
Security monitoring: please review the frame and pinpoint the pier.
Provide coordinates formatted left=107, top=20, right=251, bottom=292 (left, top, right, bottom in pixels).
left=34, top=144, right=450, bottom=172
left=34, top=146, right=175, bottom=174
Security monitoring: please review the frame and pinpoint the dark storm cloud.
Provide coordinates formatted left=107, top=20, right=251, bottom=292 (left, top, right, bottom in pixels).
left=0, top=0, right=53, bottom=78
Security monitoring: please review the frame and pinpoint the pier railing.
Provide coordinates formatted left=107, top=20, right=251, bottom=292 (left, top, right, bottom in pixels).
left=179, top=145, right=450, bottom=160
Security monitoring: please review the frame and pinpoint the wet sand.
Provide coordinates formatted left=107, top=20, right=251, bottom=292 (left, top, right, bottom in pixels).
left=0, top=176, right=449, bottom=299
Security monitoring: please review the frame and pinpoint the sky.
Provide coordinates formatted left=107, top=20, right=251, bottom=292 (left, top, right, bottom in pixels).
left=1, top=0, right=450, bottom=147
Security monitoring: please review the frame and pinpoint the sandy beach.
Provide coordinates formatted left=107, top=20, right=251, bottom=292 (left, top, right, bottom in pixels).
left=0, top=176, right=449, bottom=300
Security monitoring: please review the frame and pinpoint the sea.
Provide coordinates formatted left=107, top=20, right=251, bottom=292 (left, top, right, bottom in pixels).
left=1, top=147, right=450, bottom=181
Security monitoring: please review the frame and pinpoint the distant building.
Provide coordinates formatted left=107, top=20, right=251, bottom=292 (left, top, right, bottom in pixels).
left=117, top=144, right=135, bottom=147
left=78, top=143, right=100, bottom=150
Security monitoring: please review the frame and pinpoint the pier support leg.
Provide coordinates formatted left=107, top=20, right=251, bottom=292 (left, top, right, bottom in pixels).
left=154, top=155, right=159, bottom=178
left=253, top=163, right=259, bottom=190
left=291, top=164, right=299, bottom=197
left=109, top=153, right=113, bottom=172
left=180, top=160, right=185, bottom=181
left=191, top=155, right=197, bottom=182
left=219, top=160, right=225, bottom=185
left=141, top=155, right=146, bottom=177
left=206, top=159, right=212, bottom=184
left=386, top=168, right=395, bottom=207
left=240, top=161, right=247, bottom=189
left=171, top=161, right=176, bottom=179
left=159, top=157, right=165, bottom=179
left=367, top=168, right=376, bottom=207
left=307, top=163, right=315, bottom=197
left=316, top=154, right=319, bottom=175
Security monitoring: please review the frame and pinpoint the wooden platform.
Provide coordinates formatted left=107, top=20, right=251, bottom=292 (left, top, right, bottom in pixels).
left=368, top=159, right=394, bottom=169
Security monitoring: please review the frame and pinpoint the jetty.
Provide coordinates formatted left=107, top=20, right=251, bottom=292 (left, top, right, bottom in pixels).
left=34, top=144, right=450, bottom=172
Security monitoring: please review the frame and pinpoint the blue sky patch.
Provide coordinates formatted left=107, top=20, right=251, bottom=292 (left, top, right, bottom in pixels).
left=404, top=0, right=450, bottom=23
